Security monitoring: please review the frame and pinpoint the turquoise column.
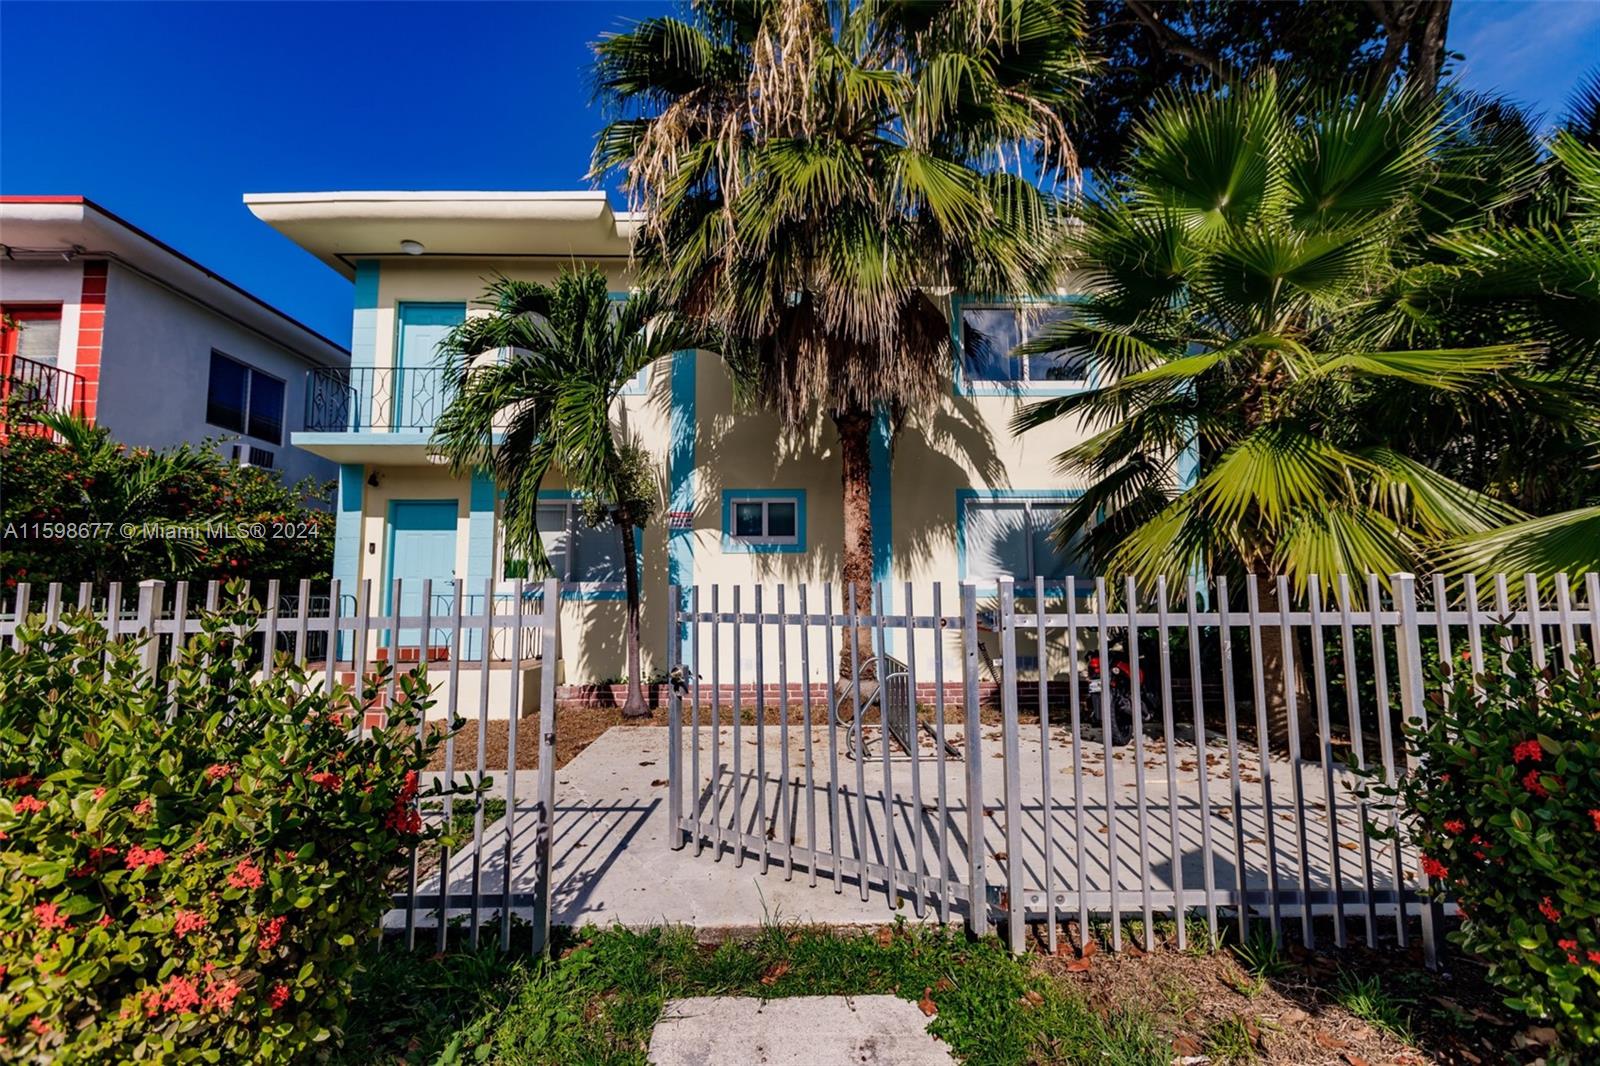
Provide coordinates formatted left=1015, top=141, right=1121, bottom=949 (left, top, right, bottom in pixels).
left=667, top=349, right=697, bottom=659
left=333, top=463, right=364, bottom=657
left=869, top=407, right=894, bottom=651
left=351, top=261, right=380, bottom=430
left=465, top=469, right=496, bottom=660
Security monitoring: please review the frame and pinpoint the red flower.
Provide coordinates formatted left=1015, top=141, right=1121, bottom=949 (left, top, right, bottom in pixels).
left=1560, top=939, right=1580, bottom=964
left=28, top=1017, right=49, bottom=1036
left=1540, top=896, right=1562, bottom=922
left=1522, top=769, right=1549, bottom=797
left=1589, top=950, right=1600, bottom=966
left=133, top=797, right=154, bottom=816
left=12, top=795, right=44, bottom=814
left=1420, top=856, right=1449, bottom=880
left=158, top=974, right=201, bottom=1014
left=172, top=910, right=208, bottom=938
left=97, top=914, right=112, bottom=929
left=91, top=787, right=106, bottom=800
left=1512, top=739, right=1542, bottom=763
left=258, top=915, right=285, bottom=950
left=32, top=903, right=69, bottom=931
left=309, top=771, right=342, bottom=791
left=202, top=979, right=241, bottom=1013
left=267, top=981, right=291, bottom=1009
left=1442, top=819, right=1466, bottom=835
left=204, top=764, right=234, bottom=781
left=125, top=846, right=167, bottom=870
left=226, top=857, right=264, bottom=890
left=1589, top=809, right=1600, bottom=832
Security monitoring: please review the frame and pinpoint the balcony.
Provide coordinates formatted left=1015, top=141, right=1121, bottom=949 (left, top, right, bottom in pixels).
left=304, top=365, right=460, bottom=433
left=1, top=355, right=84, bottom=428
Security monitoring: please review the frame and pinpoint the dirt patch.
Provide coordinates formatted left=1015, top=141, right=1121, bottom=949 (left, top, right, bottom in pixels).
left=1030, top=922, right=1532, bottom=1064
left=424, top=705, right=666, bottom=772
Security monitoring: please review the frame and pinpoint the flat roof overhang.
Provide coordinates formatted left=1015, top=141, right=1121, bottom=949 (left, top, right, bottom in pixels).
left=291, top=432, right=438, bottom=465
left=243, top=191, right=641, bottom=278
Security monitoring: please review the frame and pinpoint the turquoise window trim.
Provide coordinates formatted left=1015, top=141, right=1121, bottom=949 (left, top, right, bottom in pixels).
left=955, top=487, right=1089, bottom=596
left=497, top=488, right=642, bottom=601
left=721, top=489, right=807, bottom=554
left=950, top=293, right=1097, bottom=398
left=608, top=291, right=652, bottom=396
left=667, top=348, right=696, bottom=659
left=351, top=262, right=380, bottom=372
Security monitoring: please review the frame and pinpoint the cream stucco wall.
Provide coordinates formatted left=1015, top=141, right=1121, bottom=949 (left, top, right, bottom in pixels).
left=317, top=256, right=1103, bottom=688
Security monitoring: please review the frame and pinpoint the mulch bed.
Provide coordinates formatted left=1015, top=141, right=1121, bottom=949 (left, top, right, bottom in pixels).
left=1031, top=922, right=1537, bottom=1065
left=423, top=705, right=667, bottom=772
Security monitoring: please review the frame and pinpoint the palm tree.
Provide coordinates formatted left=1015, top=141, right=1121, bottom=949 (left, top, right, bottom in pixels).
left=592, top=0, right=1094, bottom=675
left=431, top=268, right=714, bottom=718
left=1012, top=77, right=1538, bottom=735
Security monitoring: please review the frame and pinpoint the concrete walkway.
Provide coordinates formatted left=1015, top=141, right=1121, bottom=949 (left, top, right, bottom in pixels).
left=649, top=997, right=956, bottom=1066
left=411, top=724, right=1419, bottom=932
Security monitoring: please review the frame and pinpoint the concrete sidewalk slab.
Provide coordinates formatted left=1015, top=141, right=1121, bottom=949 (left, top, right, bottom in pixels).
left=648, top=996, right=956, bottom=1066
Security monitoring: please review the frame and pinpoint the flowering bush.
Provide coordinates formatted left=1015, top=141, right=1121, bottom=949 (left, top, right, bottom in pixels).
left=0, top=591, right=462, bottom=1061
left=1364, top=639, right=1600, bottom=1053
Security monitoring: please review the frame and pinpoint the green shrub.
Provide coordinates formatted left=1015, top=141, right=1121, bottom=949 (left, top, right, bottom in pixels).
left=0, top=591, right=462, bottom=1061
left=1364, top=640, right=1600, bottom=1053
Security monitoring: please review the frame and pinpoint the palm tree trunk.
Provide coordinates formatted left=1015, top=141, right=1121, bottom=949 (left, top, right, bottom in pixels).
left=617, top=515, right=649, bottom=718
left=1255, top=576, right=1317, bottom=755
left=835, top=407, right=876, bottom=682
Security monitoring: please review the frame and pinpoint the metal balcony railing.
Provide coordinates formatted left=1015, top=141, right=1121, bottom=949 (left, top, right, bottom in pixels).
left=1, top=355, right=84, bottom=425
left=303, top=365, right=458, bottom=433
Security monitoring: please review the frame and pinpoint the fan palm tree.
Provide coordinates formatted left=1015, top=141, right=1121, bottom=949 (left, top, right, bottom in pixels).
left=431, top=268, right=715, bottom=718
left=1012, top=76, right=1541, bottom=735
left=592, top=0, right=1094, bottom=675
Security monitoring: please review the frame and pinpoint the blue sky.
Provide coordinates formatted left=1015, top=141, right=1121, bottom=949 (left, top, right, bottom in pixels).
left=2, top=0, right=1596, bottom=347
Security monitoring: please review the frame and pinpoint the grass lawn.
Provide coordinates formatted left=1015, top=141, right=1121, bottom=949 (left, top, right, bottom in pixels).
left=338, top=920, right=1530, bottom=1065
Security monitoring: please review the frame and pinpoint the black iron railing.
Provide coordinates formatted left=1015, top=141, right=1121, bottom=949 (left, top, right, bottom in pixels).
left=1, top=355, right=84, bottom=424
left=303, top=365, right=458, bottom=433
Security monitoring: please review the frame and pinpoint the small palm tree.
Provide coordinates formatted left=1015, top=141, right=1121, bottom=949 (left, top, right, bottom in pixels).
left=431, top=268, right=714, bottom=718
left=1013, top=77, right=1539, bottom=737
left=593, top=0, right=1093, bottom=676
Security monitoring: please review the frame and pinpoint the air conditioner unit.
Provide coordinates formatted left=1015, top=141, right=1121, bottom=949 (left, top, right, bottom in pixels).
left=229, top=443, right=275, bottom=470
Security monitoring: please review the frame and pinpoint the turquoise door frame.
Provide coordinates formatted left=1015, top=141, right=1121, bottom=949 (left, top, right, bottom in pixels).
left=386, top=499, right=460, bottom=649
left=393, top=302, right=464, bottom=431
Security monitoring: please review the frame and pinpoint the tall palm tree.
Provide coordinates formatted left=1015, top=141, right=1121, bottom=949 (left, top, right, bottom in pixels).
left=1012, top=76, right=1538, bottom=735
left=431, top=268, right=714, bottom=718
left=592, top=0, right=1094, bottom=675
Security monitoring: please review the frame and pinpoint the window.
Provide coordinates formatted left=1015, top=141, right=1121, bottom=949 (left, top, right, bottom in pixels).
left=1, top=307, right=63, bottom=366
left=722, top=492, right=804, bottom=552
left=502, top=500, right=627, bottom=590
left=206, top=351, right=285, bottom=444
left=961, top=495, right=1085, bottom=583
left=960, top=303, right=1089, bottom=386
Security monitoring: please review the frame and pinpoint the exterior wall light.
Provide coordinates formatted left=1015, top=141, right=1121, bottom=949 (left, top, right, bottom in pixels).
left=399, top=239, right=425, bottom=256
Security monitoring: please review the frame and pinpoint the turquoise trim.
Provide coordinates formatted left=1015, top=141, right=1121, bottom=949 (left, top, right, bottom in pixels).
left=720, top=489, right=807, bottom=554
left=351, top=262, right=380, bottom=371
left=667, top=350, right=696, bottom=580
left=869, top=408, right=894, bottom=651
left=333, top=464, right=364, bottom=654
left=955, top=487, right=1087, bottom=594
left=609, top=292, right=651, bottom=396
left=950, top=293, right=1094, bottom=397
left=466, top=470, right=497, bottom=582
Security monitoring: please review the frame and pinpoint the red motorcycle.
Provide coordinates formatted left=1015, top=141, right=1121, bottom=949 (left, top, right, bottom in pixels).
left=1085, top=642, right=1158, bottom=746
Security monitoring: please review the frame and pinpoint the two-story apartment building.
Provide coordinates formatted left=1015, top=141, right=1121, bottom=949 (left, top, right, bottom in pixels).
left=246, top=190, right=1135, bottom=686
left=0, top=196, right=348, bottom=485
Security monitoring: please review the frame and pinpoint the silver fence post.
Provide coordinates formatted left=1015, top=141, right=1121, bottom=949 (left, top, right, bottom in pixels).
left=666, top=584, right=685, bottom=851
left=997, top=577, right=1026, bottom=953
left=1394, top=573, right=1442, bottom=970
left=960, top=583, right=990, bottom=937
left=136, top=580, right=164, bottom=679
left=532, top=577, right=561, bottom=955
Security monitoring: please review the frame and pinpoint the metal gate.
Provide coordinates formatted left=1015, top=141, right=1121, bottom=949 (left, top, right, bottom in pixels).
left=665, top=572, right=1600, bottom=965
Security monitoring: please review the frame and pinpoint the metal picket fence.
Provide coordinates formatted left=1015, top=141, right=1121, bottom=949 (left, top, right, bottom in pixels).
left=665, top=572, right=1600, bottom=967
left=0, top=576, right=562, bottom=954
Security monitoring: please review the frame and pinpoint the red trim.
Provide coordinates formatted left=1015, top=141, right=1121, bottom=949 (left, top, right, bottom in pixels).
left=73, top=262, right=108, bottom=422
left=0, top=195, right=86, bottom=204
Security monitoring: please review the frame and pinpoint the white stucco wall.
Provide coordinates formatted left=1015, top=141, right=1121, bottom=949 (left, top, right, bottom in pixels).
left=96, top=262, right=336, bottom=490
